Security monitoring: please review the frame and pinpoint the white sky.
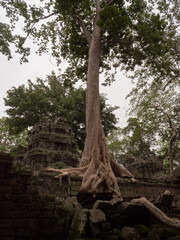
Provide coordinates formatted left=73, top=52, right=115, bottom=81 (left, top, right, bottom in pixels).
left=0, top=3, right=133, bottom=128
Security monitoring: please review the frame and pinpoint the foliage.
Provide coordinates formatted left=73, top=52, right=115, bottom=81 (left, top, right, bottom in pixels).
left=107, top=118, right=155, bottom=165
left=129, top=0, right=180, bottom=90
left=127, top=79, right=180, bottom=173
left=123, top=117, right=155, bottom=158
left=0, top=22, right=14, bottom=59
left=0, top=0, right=174, bottom=84
left=0, top=117, right=28, bottom=155
left=4, top=73, right=118, bottom=151
left=107, top=127, right=129, bottom=164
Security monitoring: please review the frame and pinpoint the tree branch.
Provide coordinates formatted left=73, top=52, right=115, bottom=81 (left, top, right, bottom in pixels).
left=155, top=105, right=173, bottom=129
left=95, top=0, right=101, bottom=13
left=103, top=0, right=115, bottom=6
left=163, top=72, right=180, bottom=91
left=32, top=11, right=59, bottom=22
left=107, top=0, right=115, bottom=5
left=71, top=15, right=91, bottom=46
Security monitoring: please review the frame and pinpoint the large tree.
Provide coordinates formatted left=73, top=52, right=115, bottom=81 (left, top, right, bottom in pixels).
left=128, top=83, right=180, bottom=176
left=0, top=0, right=177, bottom=201
left=4, top=73, right=118, bottom=151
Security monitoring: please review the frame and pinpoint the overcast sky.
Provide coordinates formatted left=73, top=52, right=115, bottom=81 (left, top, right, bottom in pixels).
left=0, top=3, right=133, bottom=128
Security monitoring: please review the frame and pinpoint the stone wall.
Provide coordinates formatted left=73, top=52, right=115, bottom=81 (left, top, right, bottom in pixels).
left=0, top=153, right=79, bottom=240
left=0, top=153, right=180, bottom=240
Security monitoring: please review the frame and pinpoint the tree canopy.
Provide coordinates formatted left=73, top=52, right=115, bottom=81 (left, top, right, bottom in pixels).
left=4, top=73, right=118, bottom=151
left=0, top=0, right=174, bottom=83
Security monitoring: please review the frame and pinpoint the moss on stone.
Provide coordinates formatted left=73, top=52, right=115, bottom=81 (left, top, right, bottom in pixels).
left=133, top=224, right=149, bottom=237
left=42, top=194, right=56, bottom=202
left=55, top=204, right=75, bottom=219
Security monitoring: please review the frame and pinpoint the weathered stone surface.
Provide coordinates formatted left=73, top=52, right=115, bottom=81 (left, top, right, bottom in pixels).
left=114, top=201, right=154, bottom=226
left=155, top=190, right=174, bottom=213
left=109, top=214, right=128, bottom=230
left=65, top=196, right=78, bottom=206
left=89, top=209, right=106, bottom=223
left=15, top=117, right=78, bottom=171
left=1, top=153, right=180, bottom=240
left=100, top=222, right=113, bottom=232
left=124, top=154, right=167, bottom=179
left=92, top=198, right=122, bottom=212
left=93, top=199, right=112, bottom=210
left=121, top=226, right=141, bottom=240
left=67, top=205, right=88, bottom=240
left=55, top=204, right=75, bottom=219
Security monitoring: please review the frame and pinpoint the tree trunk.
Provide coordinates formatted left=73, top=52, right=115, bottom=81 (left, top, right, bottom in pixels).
left=169, top=128, right=177, bottom=177
left=77, top=7, right=123, bottom=202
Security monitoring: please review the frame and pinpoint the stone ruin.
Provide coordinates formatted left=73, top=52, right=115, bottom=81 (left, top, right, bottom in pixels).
left=15, top=117, right=78, bottom=172
left=124, top=154, right=167, bottom=179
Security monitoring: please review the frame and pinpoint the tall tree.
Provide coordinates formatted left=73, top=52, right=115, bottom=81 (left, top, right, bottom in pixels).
left=128, top=80, right=180, bottom=176
left=0, top=0, right=175, bottom=200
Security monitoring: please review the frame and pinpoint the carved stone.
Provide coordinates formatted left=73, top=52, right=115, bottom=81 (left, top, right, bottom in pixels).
left=15, top=117, right=78, bottom=171
left=124, top=154, right=166, bottom=179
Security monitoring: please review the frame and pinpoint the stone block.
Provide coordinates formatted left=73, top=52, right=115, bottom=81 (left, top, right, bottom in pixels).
left=16, top=227, right=33, bottom=237
left=11, top=211, right=27, bottom=218
left=57, top=217, right=65, bottom=226
left=26, top=185, right=38, bottom=194
left=89, top=222, right=101, bottom=238
left=100, top=222, right=113, bottom=232
left=14, top=202, right=28, bottom=210
left=0, top=201, right=14, bottom=210
left=65, top=196, right=78, bottom=206
left=109, top=214, right=128, bottom=230
left=32, top=194, right=42, bottom=202
left=0, top=160, right=13, bottom=173
left=40, top=218, right=56, bottom=226
left=18, top=194, right=32, bottom=203
left=67, top=206, right=88, bottom=240
left=55, top=204, right=74, bottom=219
left=89, top=209, right=106, bottom=223
left=12, top=219, right=28, bottom=228
left=0, top=219, right=12, bottom=228
left=121, top=226, right=141, bottom=240
left=12, top=185, right=26, bottom=194
left=1, top=210, right=14, bottom=219
left=28, top=202, right=42, bottom=211
left=4, top=194, right=18, bottom=201
left=43, top=194, right=56, bottom=202
left=27, top=210, right=41, bottom=218
left=0, top=186, right=13, bottom=193
left=0, top=193, right=3, bottom=200
left=0, top=228, right=15, bottom=237
left=93, top=200, right=111, bottom=210
left=1, top=237, right=14, bottom=240
left=41, top=210, right=54, bottom=218
left=42, top=202, right=55, bottom=210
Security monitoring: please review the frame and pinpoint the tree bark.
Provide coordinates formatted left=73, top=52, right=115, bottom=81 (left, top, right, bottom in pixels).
left=77, top=4, right=123, bottom=201
left=169, top=128, right=177, bottom=177
left=131, top=197, right=180, bottom=228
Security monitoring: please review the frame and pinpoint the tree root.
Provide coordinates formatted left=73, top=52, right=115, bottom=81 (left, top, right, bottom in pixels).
left=131, top=197, right=180, bottom=229
left=42, top=160, right=134, bottom=201
left=77, top=159, right=123, bottom=202
left=42, top=166, right=88, bottom=195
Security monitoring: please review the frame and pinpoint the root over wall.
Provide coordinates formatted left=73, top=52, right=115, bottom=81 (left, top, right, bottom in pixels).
left=0, top=153, right=180, bottom=239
